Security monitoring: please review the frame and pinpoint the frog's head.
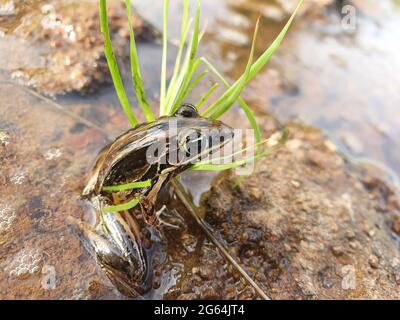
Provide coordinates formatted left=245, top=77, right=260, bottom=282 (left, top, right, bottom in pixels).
left=163, top=104, right=234, bottom=166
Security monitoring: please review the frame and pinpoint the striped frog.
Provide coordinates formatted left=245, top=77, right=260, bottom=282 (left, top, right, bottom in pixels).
left=70, top=104, right=233, bottom=297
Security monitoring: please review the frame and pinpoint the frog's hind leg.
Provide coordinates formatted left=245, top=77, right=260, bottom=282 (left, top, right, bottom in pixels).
left=139, top=173, right=170, bottom=226
left=67, top=216, right=109, bottom=259
left=157, top=205, right=189, bottom=230
left=67, top=216, right=149, bottom=298
left=155, top=205, right=181, bottom=229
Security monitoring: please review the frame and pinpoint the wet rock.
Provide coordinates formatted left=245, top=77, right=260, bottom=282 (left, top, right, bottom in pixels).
left=0, top=82, right=118, bottom=299
left=368, top=255, right=379, bottom=269
left=5, top=248, right=43, bottom=278
left=199, top=266, right=214, bottom=281
left=1, top=0, right=159, bottom=95
left=0, top=201, right=16, bottom=234
left=200, top=286, right=219, bottom=300
left=392, top=215, right=400, bottom=235
left=0, top=131, right=10, bottom=146
left=238, top=287, right=256, bottom=300
left=395, top=273, right=400, bottom=286
left=180, top=279, right=193, bottom=294
left=177, top=293, right=198, bottom=300
left=201, top=123, right=400, bottom=299
left=318, top=271, right=334, bottom=289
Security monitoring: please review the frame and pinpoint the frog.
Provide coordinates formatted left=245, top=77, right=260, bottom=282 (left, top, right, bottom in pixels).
left=69, top=104, right=234, bottom=297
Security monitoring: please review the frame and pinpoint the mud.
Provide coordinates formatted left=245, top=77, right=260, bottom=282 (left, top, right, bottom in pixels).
left=0, top=0, right=159, bottom=95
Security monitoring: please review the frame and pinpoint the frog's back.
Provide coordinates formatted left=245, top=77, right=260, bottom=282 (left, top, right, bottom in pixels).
left=82, top=121, right=167, bottom=198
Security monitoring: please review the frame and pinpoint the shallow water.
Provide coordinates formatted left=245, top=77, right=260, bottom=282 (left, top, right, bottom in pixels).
left=1, top=0, right=400, bottom=299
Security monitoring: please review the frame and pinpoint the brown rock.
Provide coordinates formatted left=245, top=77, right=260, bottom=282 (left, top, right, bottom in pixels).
left=1, top=0, right=159, bottom=95
left=201, top=123, right=400, bottom=299
left=392, top=215, right=400, bottom=235
left=200, top=286, right=219, bottom=300
left=368, top=255, right=379, bottom=269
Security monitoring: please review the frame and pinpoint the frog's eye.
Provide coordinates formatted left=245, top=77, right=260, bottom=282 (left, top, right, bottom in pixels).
left=174, top=104, right=199, bottom=118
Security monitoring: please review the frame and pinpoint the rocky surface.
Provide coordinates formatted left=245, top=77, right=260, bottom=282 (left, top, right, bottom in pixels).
left=199, top=122, right=400, bottom=299
left=0, top=0, right=159, bottom=95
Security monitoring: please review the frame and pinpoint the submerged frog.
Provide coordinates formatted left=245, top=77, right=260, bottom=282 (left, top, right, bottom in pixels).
left=70, top=104, right=233, bottom=297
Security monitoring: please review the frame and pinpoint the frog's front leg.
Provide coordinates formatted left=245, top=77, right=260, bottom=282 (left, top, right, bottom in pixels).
left=139, top=173, right=170, bottom=226
left=140, top=178, right=186, bottom=233
left=67, top=210, right=151, bottom=298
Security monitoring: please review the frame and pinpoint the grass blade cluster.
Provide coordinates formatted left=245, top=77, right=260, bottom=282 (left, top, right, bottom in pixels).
left=99, top=0, right=303, bottom=177
left=125, top=0, right=154, bottom=122
left=99, top=0, right=138, bottom=126
left=200, top=0, right=304, bottom=120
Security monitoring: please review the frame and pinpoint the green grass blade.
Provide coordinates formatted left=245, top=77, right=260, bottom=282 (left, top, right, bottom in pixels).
left=162, top=11, right=193, bottom=116
left=160, top=0, right=170, bottom=115
left=99, top=0, right=137, bottom=127
left=195, top=83, right=219, bottom=109
left=170, top=0, right=190, bottom=88
left=175, top=0, right=190, bottom=73
left=162, top=9, right=193, bottom=116
left=164, top=48, right=192, bottom=114
left=166, top=1, right=201, bottom=115
left=200, top=57, right=262, bottom=147
left=171, top=58, right=201, bottom=113
left=248, top=0, right=303, bottom=81
left=102, top=179, right=152, bottom=192
left=203, top=18, right=260, bottom=119
left=103, top=197, right=140, bottom=213
left=178, top=71, right=208, bottom=101
left=125, top=0, right=154, bottom=122
left=175, top=1, right=201, bottom=108
left=202, top=0, right=302, bottom=119
left=187, top=1, right=201, bottom=68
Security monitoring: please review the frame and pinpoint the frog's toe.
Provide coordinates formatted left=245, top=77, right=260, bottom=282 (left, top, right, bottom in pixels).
left=155, top=205, right=185, bottom=230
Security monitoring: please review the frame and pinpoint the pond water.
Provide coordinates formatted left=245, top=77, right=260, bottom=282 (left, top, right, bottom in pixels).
left=1, top=0, right=399, bottom=299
